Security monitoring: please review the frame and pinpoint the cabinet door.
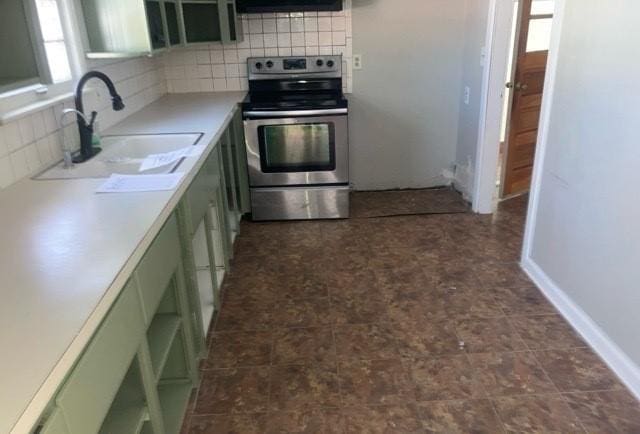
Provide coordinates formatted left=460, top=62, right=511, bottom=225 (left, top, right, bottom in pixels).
left=146, top=0, right=167, bottom=50
left=181, top=1, right=222, bottom=44
left=180, top=0, right=242, bottom=45
left=164, top=0, right=182, bottom=46
left=80, top=0, right=154, bottom=56
left=220, top=0, right=243, bottom=43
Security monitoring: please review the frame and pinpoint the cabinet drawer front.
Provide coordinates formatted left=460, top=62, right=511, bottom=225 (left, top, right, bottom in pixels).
left=56, top=279, right=144, bottom=434
left=38, top=408, right=70, bottom=434
left=136, top=213, right=182, bottom=321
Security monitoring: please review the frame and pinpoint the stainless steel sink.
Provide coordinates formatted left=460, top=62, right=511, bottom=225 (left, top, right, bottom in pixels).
left=34, top=133, right=202, bottom=180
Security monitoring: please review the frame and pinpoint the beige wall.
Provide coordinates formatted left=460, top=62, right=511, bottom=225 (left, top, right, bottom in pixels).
left=349, top=0, right=467, bottom=190
left=455, top=0, right=490, bottom=198
left=530, top=1, right=640, bottom=364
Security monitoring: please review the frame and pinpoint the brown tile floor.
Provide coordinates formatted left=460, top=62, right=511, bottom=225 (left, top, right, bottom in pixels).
left=182, top=195, right=640, bottom=433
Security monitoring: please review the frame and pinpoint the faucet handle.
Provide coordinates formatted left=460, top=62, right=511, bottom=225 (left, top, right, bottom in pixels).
left=88, top=111, right=98, bottom=128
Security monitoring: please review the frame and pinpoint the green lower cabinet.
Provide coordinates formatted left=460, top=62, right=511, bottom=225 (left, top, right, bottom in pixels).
left=55, top=278, right=146, bottom=434
left=34, top=112, right=251, bottom=434
left=37, top=409, right=71, bottom=434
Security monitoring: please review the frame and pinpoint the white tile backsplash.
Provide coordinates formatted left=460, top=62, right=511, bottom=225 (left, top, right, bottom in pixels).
left=0, top=56, right=166, bottom=190
left=0, top=1, right=352, bottom=189
left=164, top=0, right=353, bottom=95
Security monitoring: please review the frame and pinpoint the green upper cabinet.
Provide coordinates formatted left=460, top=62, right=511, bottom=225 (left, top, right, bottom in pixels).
left=181, top=0, right=243, bottom=44
left=221, top=0, right=243, bottom=43
left=79, top=0, right=158, bottom=57
left=78, top=0, right=242, bottom=57
left=164, top=0, right=182, bottom=46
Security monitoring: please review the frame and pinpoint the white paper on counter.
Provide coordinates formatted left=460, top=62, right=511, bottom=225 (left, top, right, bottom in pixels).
left=96, top=173, right=185, bottom=193
left=138, top=145, right=207, bottom=172
left=139, top=148, right=188, bottom=172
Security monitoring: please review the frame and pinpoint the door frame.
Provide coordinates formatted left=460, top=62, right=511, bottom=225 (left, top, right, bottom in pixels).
left=471, top=0, right=566, bottom=221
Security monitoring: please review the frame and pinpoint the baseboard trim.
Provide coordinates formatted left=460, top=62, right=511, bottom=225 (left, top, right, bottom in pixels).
left=521, top=256, right=640, bottom=400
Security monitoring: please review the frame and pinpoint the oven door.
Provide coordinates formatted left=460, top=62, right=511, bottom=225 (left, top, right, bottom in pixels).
left=244, top=109, right=348, bottom=187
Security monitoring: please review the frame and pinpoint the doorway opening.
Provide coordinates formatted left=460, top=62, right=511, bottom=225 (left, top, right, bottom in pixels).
left=497, top=0, right=556, bottom=200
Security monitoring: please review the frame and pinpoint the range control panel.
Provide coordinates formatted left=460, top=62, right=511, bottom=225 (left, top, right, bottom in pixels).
left=248, top=55, right=342, bottom=78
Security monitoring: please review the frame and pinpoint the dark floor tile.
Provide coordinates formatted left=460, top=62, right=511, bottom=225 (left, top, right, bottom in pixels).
left=407, top=355, right=485, bottom=401
left=204, top=195, right=640, bottom=431
left=368, top=247, right=438, bottom=271
left=334, top=323, right=398, bottom=360
left=323, top=268, right=379, bottom=294
left=392, top=320, right=462, bottom=358
left=332, top=405, right=423, bottom=434
left=534, top=348, right=624, bottom=392
left=385, top=289, right=436, bottom=324
left=388, top=287, right=503, bottom=323
left=429, top=260, right=484, bottom=291
left=269, top=364, right=341, bottom=411
left=205, top=331, right=272, bottom=369
left=492, top=395, right=583, bottom=433
left=339, top=359, right=413, bottom=406
left=468, top=352, right=557, bottom=397
left=476, top=262, right=533, bottom=290
left=270, top=297, right=333, bottom=328
left=330, top=287, right=390, bottom=325
left=455, top=317, right=527, bottom=353
left=232, top=235, right=281, bottom=258
left=509, top=314, right=586, bottom=350
left=188, top=413, right=265, bottom=433
left=272, top=327, right=336, bottom=366
left=264, top=409, right=341, bottom=434
left=275, top=255, right=331, bottom=300
left=416, top=399, right=505, bottom=433
left=565, top=389, right=640, bottom=433
left=195, top=367, right=270, bottom=415
left=492, top=286, right=557, bottom=316
left=215, top=300, right=273, bottom=332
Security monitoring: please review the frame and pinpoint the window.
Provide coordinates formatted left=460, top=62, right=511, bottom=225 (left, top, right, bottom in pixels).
left=34, top=0, right=72, bottom=83
left=0, top=0, right=72, bottom=94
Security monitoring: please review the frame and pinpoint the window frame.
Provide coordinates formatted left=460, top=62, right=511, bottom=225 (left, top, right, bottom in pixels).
left=0, top=0, right=81, bottom=120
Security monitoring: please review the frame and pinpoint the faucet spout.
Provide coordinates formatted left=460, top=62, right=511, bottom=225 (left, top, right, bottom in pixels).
left=73, top=71, right=125, bottom=163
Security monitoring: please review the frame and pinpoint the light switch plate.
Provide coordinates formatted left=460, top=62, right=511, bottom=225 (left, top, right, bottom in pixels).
left=353, top=54, right=363, bottom=70
left=464, top=86, right=471, bottom=105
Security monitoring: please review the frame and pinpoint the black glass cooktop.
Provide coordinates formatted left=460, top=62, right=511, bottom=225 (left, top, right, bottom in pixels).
left=242, top=93, right=348, bottom=112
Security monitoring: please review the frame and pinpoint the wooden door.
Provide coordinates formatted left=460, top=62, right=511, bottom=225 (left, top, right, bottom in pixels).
left=501, top=0, right=554, bottom=197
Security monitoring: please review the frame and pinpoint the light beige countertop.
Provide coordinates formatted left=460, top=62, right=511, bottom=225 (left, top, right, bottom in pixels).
left=0, top=92, right=246, bottom=434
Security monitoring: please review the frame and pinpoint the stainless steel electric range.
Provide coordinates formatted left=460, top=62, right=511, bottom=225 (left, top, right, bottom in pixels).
left=242, top=55, right=349, bottom=221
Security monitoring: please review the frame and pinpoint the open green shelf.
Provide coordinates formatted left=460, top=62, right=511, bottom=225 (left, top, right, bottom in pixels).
left=99, top=405, right=148, bottom=434
left=158, top=381, right=193, bottom=434
left=99, top=357, right=148, bottom=434
left=147, top=313, right=182, bottom=381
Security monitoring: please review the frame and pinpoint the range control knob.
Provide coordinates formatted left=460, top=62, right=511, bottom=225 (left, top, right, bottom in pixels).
left=266, top=60, right=274, bottom=68
left=255, top=62, right=263, bottom=70
left=326, top=60, right=335, bottom=68
left=316, top=59, right=324, bottom=67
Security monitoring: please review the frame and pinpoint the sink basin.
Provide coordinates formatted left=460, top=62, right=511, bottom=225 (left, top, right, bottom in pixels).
left=34, top=133, right=203, bottom=180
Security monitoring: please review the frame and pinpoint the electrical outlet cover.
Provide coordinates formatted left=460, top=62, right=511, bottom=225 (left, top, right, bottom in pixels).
left=353, top=54, right=362, bottom=70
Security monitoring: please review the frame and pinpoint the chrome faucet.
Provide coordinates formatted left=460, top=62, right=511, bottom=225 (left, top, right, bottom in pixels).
left=58, top=108, right=89, bottom=168
left=73, top=71, right=125, bottom=163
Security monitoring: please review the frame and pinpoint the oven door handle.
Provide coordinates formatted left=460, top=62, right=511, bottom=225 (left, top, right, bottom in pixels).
left=244, top=108, right=348, bottom=118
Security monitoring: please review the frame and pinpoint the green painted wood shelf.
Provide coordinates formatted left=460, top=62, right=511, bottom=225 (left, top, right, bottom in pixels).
left=158, top=381, right=193, bottom=434
left=99, top=405, right=148, bottom=434
left=147, top=313, right=182, bottom=382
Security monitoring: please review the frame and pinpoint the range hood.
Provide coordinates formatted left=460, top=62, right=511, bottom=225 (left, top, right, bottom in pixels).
left=237, top=0, right=342, bottom=13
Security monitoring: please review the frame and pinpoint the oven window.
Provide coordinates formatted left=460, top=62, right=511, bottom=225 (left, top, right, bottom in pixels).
left=258, top=123, right=336, bottom=172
